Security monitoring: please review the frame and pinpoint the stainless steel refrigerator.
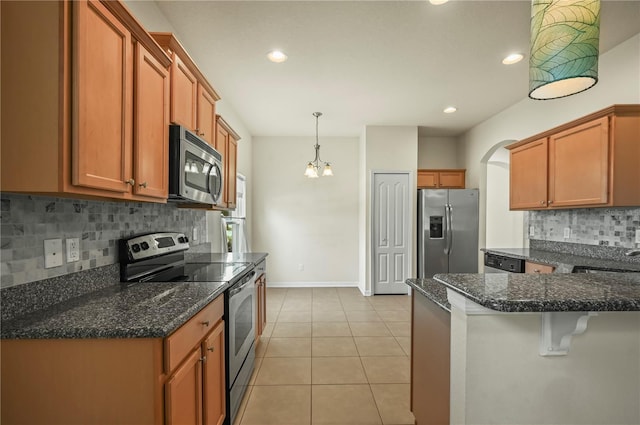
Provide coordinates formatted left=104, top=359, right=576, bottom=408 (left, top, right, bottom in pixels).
left=417, top=189, right=479, bottom=278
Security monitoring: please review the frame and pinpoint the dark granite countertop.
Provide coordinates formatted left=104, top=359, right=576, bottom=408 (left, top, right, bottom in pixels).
left=433, top=272, right=640, bottom=312
left=1, top=281, right=228, bottom=339
left=483, top=247, right=640, bottom=273
left=1, top=252, right=269, bottom=339
left=406, top=278, right=450, bottom=312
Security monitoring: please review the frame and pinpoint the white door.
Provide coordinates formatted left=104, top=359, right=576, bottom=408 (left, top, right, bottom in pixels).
left=373, top=172, right=411, bottom=294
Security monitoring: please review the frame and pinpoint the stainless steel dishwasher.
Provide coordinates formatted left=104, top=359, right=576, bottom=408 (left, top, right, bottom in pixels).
left=484, top=252, right=525, bottom=273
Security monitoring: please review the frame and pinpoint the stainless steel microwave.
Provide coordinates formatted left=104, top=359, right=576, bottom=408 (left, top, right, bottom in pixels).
left=168, top=125, right=223, bottom=205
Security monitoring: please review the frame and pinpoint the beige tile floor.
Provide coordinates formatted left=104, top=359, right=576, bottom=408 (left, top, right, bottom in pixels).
left=234, top=287, right=414, bottom=425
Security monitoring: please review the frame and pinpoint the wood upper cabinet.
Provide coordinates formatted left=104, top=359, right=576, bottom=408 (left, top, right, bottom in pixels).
left=417, top=169, right=466, bottom=189
left=1, top=0, right=172, bottom=202
left=134, top=42, right=170, bottom=199
left=507, top=105, right=640, bottom=210
left=151, top=32, right=221, bottom=147
left=197, top=86, right=217, bottom=145
left=509, top=138, right=548, bottom=209
left=216, top=115, right=241, bottom=210
left=73, top=0, right=133, bottom=193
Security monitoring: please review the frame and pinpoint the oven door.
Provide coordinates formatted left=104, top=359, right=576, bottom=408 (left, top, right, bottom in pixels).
left=227, top=270, right=256, bottom=383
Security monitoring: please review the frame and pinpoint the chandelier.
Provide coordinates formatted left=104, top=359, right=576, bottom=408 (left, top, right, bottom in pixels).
left=304, top=112, right=333, bottom=178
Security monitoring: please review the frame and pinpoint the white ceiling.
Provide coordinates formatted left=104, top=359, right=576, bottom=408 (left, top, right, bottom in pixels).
left=151, top=1, right=640, bottom=138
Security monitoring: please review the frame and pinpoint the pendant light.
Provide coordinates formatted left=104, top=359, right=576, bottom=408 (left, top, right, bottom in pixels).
left=304, top=112, right=333, bottom=178
left=529, top=0, right=600, bottom=100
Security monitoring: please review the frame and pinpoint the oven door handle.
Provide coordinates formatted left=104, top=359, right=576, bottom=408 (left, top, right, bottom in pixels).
left=229, top=270, right=256, bottom=297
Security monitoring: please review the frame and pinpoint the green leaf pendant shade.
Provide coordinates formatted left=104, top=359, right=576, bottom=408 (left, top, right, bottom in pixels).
left=529, top=0, right=600, bottom=100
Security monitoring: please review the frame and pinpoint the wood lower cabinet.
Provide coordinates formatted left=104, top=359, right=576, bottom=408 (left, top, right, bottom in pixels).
left=525, top=261, right=555, bottom=274
left=417, top=169, right=466, bottom=189
left=508, top=105, right=640, bottom=210
left=1, top=295, right=226, bottom=425
left=1, top=0, right=171, bottom=202
left=411, top=289, right=450, bottom=425
left=255, top=273, right=267, bottom=340
left=151, top=32, right=221, bottom=148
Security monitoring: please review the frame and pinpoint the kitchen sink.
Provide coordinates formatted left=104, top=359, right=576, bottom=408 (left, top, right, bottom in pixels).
left=572, top=265, right=640, bottom=273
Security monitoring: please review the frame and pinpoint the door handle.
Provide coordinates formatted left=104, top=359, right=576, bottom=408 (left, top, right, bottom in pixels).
left=444, top=204, right=452, bottom=255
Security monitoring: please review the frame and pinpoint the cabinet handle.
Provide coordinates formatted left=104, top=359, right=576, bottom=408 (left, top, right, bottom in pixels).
left=125, top=179, right=135, bottom=186
left=139, top=181, right=147, bottom=188
left=207, top=347, right=215, bottom=352
left=201, top=321, right=210, bottom=327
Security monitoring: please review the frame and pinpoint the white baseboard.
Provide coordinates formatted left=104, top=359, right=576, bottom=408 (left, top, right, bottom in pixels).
left=268, top=281, right=359, bottom=288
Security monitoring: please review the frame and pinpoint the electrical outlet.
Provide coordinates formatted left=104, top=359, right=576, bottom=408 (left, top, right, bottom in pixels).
left=636, top=229, right=640, bottom=244
left=529, top=226, right=535, bottom=237
left=192, top=228, right=198, bottom=241
left=298, top=263, right=304, bottom=271
left=44, top=239, right=63, bottom=269
left=66, top=238, right=80, bottom=262
left=563, top=227, right=571, bottom=239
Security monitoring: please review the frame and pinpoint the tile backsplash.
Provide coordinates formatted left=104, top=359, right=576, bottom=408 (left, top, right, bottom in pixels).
left=528, top=207, right=640, bottom=247
left=1, top=194, right=208, bottom=288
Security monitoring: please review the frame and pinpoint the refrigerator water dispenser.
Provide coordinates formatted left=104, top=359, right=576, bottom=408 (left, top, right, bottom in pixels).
left=429, top=216, right=443, bottom=239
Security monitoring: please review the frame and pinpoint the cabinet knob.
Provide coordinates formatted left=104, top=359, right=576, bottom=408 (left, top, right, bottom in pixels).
left=533, top=269, right=541, bottom=273
left=125, top=179, right=135, bottom=186
left=139, top=181, right=147, bottom=188
left=199, top=132, right=205, bottom=136
left=201, top=321, right=210, bottom=327
left=540, top=201, right=545, bottom=205
left=199, top=356, right=206, bottom=363
left=548, top=200, right=553, bottom=205
left=207, top=347, right=215, bottom=352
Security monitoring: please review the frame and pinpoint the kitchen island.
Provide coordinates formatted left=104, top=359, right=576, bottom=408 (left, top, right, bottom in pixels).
left=406, top=272, right=640, bottom=425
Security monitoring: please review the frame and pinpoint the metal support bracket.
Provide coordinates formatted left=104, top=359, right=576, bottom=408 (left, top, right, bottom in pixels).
left=539, top=311, right=598, bottom=356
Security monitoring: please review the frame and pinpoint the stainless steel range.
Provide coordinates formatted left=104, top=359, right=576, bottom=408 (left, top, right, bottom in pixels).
left=119, top=232, right=256, bottom=425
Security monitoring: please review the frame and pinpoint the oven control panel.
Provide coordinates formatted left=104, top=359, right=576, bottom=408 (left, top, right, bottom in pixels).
left=121, top=232, right=190, bottom=262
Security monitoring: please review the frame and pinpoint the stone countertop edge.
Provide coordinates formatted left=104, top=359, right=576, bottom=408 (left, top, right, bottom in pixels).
left=432, top=273, right=640, bottom=313
left=185, top=252, right=269, bottom=266
left=405, top=278, right=451, bottom=312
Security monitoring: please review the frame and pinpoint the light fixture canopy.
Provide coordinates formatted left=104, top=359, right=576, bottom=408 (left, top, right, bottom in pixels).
left=529, top=0, right=600, bottom=100
left=502, top=53, right=524, bottom=65
left=443, top=106, right=457, bottom=114
left=304, top=112, right=333, bottom=178
left=267, top=50, right=288, bottom=63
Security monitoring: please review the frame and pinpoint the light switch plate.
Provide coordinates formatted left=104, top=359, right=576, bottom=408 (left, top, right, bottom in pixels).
left=192, top=228, right=198, bottom=241
left=44, top=239, right=63, bottom=268
left=66, top=238, right=80, bottom=262
left=563, top=227, right=571, bottom=239
left=529, top=226, right=535, bottom=237
left=635, top=229, right=640, bottom=244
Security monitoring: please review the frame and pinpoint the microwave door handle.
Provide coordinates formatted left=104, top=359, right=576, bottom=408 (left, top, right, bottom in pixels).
left=207, top=163, right=220, bottom=204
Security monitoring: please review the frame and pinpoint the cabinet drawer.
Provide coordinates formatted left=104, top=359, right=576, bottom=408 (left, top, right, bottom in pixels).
left=165, top=295, right=224, bottom=373
left=525, top=261, right=555, bottom=274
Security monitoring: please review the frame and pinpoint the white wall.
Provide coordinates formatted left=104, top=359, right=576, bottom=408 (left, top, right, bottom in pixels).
left=417, top=136, right=458, bottom=169
left=123, top=0, right=254, bottom=251
left=486, top=148, right=524, bottom=248
left=459, top=34, right=640, bottom=252
left=360, top=126, right=418, bottom=295
left=252, top=136, right=359, bottom=286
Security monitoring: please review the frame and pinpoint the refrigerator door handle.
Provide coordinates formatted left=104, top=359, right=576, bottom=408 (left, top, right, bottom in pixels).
left=444, top=204, right=452, bottom=255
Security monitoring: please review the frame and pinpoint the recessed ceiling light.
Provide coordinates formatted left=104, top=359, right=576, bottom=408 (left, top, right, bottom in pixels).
left=267, top=50, right=288, bottom=63
left=429, top=0, right=450, bottom=4
left=443, top=106, right=457, bottom=114
left=502, top=53, right=524, bottom=65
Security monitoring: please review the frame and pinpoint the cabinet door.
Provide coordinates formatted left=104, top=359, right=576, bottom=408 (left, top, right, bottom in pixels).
left=509, top=138, right=548, bottom=210
left=73, top=0, right=132, bottom=193
left=438, top=171, right=465, bottom=188
left=417, top=171, right=438, bottom=188
left=525, top=261, right=555, bottom=274
left=165, top=349, right=203, bottom=425
left=202, top=321, right=225, bottom=425
left=226, top=137, right=238, bottom=209
left=548, top=117, right=609, bottom=207
left=215, top=125, right=229, bottom=208
left=170, top=54, right=198, bottom=130
left=134, top=42, right=169, bottom=200
left=197, top=86, right=216, bottom=146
